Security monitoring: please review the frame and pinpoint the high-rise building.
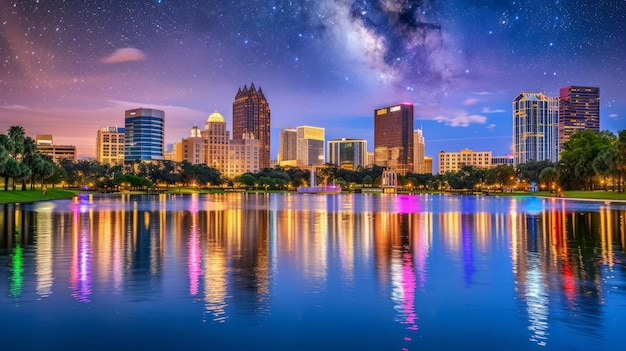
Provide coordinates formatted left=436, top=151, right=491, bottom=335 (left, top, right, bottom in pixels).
left=35, top=134, right=77, bottom=162
left=512, top=92, right=559, bottom=165
left=232, top=83, right=270, bottom=168
left=224, top=132, right=260, bottom=178
left=559, top=86, right=600, bottom=151
left=438, top=148, right=492, bottom=174
left=413, top=129, right=426, bottom=173
left=202, top=110, right=230, bottom=173
left=296, top=126, right=325, bottom=167
left=124, top=108, right=165, bottom=161
left=491, top=154, right=515, bottom=166
left=327, top=138, right=367, bottom=170
left=181, top=126, right=203, bottom=164
left=96, top=127, right=125, bottom=166
left=278, top=128, right=297, bottom=165
left=374, top=103, right=414, bottom=175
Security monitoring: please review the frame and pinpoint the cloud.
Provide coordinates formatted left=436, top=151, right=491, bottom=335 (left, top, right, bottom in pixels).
left=463, top=98, right=478, bottom=106
left=609, top=113, right=619, bottom=118
left=432, top=112, right=487, bottom=127
left=101, top=48, right=147, bottom=64
left=486, top=123, right=496, bottom=130
left=473, top=91, right=491, bottom=96
left=482, top=107, right=506, bottom=113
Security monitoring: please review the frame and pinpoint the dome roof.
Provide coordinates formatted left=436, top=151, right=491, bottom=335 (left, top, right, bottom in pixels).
left=207, top=110, right=224, bottom=123
left=190, top=125, right=201, bottom=137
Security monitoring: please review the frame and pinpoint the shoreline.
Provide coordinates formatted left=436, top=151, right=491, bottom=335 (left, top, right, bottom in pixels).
left=2, top=188, right=626, bottom=205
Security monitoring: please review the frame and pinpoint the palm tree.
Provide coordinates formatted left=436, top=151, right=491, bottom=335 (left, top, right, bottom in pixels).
left=21, top=136, right=37, bottom=190
left=7, top=125, right=25, bottom=161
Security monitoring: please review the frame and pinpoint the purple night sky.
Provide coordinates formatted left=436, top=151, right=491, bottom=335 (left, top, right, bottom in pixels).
left=1, top=0, right=625, bottom=170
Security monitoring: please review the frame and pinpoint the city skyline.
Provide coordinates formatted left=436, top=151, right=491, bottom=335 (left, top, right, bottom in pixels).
left=1, top=1, right=625, bottom=165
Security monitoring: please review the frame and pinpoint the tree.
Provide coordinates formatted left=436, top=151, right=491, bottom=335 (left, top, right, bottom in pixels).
left=515, top=160, right=555, bottom=185
left=558, top=130, right=613, bottom=190
left=21, top=137, right=37, bottom=190
left=592, top=146, right=619, bottom=191
left=444, top=165, right=486, bottom=191
left=539, top=167, right=558, bottom=193
left=362, top=175, right=373, bottom=187
left=237, top=173, right=256, bottom=189
left=485, top=165, right=516, bottom=191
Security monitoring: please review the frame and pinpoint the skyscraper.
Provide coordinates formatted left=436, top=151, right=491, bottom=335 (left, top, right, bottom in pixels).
left=232, top=83, right=270, bottom=168
left=124, top=108, right=165, bottom=161
left=327, top=138, right=367, bottom=171
left=512, top=92, right=559, bottom=165
left=296, top=126, right=325, bottom=167
left=374, top=103, right=414, bottom=175
left=96, top=126, right=125, bottom=166
left=278, top=128, right=297, bottom=165
left=413, top=129, right=426, bottom=174
left=559, top=86, right=600, bottom=151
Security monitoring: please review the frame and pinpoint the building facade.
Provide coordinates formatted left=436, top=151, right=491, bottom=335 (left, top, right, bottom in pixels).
left=559, top=86, right=600, bottom=152
left=124, top=108, right=165, bottom=161
left=424, top=156, right=433, bottom=174
left=224, top=132, right=260, bottom=178
left=278, top=128, right=297, bottom=165
left=327, top=138, right=367, bottom=170
left=202, top=110, right=230, bottom=173
left=374, top=103, right=414, bottom=175
left=413, top=129, right=426, bottom=173
left=96, top=127, right=125, bottom=166
left=491, top=154, right=515, bottom=166
left=232, top=83, right=270, bottom=168
left=438, top=148, right=492, bottom=174
left=512, top=92, right=559, bottom=165
left=36, top=134, right=77, bottom=162
left=296, top=126, right=325, bottom=167
left=180, top=126, right=204, bottom=164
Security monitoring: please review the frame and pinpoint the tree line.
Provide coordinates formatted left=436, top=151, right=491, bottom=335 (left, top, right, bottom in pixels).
left=1, top=126, right=624, bottom=192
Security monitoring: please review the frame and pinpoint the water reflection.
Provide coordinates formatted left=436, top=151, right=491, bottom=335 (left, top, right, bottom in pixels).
left=0, top=194, right=625, bottom=350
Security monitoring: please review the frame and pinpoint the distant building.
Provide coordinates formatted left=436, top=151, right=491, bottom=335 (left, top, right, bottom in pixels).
left=181, top=126, right=203, bottom=164
left=297, top=126, right=325, bottom=167
left=163, top=144, right=177, bottom=161
left=559, top=86, right=600, bottom=152
left=327, top=138, right=367, bottom=170
left=278, top=128, right=297, bottom=165
left=366, top=151, right=374, bottom=167
left=491, top=154, right=514, bottom=166
left=224, top=132, right=260, bottom=178
left=374, top=103, right=414, bottom=175
left=96, top=126, right=125, bottom=166
left=233, top=83, right=270, bottom=168
left=124, top=108, right=165, bottom=161
left=424, top=156, right=433, bottom=174
left=512, top=92, right=559, bottom=165
left=438, top=148, right=492, bottom=174
left=36, top=134, right=76, bottom=162
left=202, top=110, right=230, bottom=173
left=413, top=129, right=426, bottom=173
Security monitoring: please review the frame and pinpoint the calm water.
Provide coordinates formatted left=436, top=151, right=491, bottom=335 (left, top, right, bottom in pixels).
left=1, top=193, right=625, bottom=350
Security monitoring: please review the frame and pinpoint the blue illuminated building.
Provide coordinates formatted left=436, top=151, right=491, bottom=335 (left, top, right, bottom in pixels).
left=124, top=108, right=165, bottom=161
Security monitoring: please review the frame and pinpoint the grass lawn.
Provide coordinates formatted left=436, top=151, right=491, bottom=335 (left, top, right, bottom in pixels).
left=0, top=188, right=79, bottom=203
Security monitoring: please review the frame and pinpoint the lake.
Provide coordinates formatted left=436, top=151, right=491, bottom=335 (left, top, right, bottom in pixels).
left=1, top=193, right=625, bottom=350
